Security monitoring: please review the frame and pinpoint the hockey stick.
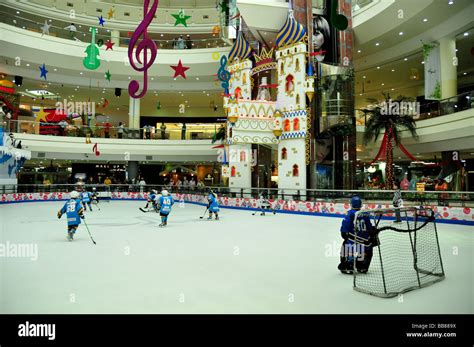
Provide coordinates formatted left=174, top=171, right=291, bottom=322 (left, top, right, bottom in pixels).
left=199, top=207, right=209, bottom=219
left=82, top=219, right=96, bottom=245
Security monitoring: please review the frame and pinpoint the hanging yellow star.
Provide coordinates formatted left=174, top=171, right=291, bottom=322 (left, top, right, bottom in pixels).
left=107, top=7, right=115, bottom=20
left=36, top=107, right=48, bottom=122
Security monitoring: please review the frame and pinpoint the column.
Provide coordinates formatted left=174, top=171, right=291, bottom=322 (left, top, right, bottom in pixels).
left=128, top=96, right=140, bottom=129
left=439, top=37, right=457, bottom=99
left=111, top=30, right=120, bottom=46
left=126, top=161, right=139, bottom=182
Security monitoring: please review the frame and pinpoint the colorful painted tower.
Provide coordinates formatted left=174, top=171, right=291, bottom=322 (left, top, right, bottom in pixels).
left=274, top=9, right=314, bottom=190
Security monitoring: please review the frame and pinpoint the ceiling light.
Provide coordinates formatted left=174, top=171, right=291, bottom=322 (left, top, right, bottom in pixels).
left=421, top=61, right=425, bottom=64
left=196, top=77, right=199, bottom=80
left=362, top=76, right=366, bottom=79
left=16, top=11, right=20, bottom=14
left=391, top=88, right=395, bottom=91
left=377, top=66, right=380, bottom=69
left=357, top=49, right=361, bottom=53
left=375, top=42, right=380, bottom=46
left=80, top=72, right=83, bottom=75
left=381, top=83, right=385, bottom=86
left=448, top=0, right=454, bottom=4
left=399, top=32, right=403, bottom=36
left=463, top=32, right=469, bottom=36
left=404, top=58, right=408, bottom=61
left=391, top=69, right=395, bottom=72
left=54, top=68, right=57, bottom=71
left=423, top=18, right=428, bottom=22
left=463, top=72, right=467, bottom=75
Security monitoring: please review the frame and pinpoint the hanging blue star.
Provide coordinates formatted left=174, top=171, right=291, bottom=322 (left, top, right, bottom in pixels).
left=39, top=64, right=48, bottom=80
left=98, top=15, right=105, bottom=26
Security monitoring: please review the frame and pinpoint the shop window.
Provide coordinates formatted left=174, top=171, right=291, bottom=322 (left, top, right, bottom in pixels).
left=293, top=118, right=300, bottom=131
left=292, top=164, right=299, bottom=177
left=283, top=119, right=291, bottom=132
left=280, top=62, right=285, bottom=75
left=295, top=58, right=300, bottom=72
left=285, top=75, right=294, bottom=93
left=281, top=147, right=287, bottom=160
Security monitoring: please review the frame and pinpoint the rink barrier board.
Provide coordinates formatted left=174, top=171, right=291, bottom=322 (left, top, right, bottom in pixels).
left=1, top=192, right=473, bottom=226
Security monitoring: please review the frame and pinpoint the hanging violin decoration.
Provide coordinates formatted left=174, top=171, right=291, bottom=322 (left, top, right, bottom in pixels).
left=83, top=27, right=101, bottom=70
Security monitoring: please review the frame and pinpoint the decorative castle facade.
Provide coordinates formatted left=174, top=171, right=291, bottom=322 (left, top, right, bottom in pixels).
left=223, top=9, right=314, bottom=190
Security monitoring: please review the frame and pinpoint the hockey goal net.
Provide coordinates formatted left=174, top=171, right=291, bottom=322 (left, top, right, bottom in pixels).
left=352, top=207, right=445, bottom=298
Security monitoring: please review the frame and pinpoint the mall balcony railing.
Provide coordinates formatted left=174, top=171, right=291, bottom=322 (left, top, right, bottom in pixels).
left=1, top=184, right=473, bottom=208
left=357, top=90, right=474, bottom=125
left=4, top=119, right=224, bottom=141
left=0, top=9, right=229, bottom=49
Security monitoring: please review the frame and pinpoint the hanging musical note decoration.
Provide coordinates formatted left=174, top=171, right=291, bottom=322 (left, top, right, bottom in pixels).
left=128, top=0, right=159, bottom=99
left=217, top=55, right=231, bottom=96
left=83, top=27, right=101, bottom=70
left=330, top=0, right=348, bottom=31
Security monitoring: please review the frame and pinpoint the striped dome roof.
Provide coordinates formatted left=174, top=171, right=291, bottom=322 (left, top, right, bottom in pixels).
left=276, top=10, right=306, bottom=48
left=228, top=31, right=252, bottom=62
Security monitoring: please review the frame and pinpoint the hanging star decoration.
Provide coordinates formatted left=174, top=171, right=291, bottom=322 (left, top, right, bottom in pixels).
left=105, top=40, right=115, bottom=50
left=219, top=1, right=229, bottom=13
left=98, top=15, right=105, bottom=26
left=105, top=70, right=111, bottom=82
left=39, top=64, right=48, bottom=80
left=172, top=9, right=191, bottom=27
left=107, top=7, right=115, bottom=20
left=170, top=60, right=190, bottom=79
left=40, top=20, right=51, bottom=36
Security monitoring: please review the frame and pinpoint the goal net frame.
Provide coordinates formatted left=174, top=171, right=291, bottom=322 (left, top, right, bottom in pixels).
left=352, top=206, right=445, bottom=298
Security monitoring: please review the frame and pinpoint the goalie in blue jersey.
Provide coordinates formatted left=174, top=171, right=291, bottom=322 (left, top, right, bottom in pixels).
left=338, top=196, right=377, bottom=274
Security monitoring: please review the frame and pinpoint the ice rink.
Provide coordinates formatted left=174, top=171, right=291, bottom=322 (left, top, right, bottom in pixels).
left=1, top=200, right=472, bottom=314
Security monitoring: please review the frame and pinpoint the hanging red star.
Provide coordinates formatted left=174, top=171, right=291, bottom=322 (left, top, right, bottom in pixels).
left=105, top=40, right=115, bottom=50
left=170, top=60, right=190, bottom=79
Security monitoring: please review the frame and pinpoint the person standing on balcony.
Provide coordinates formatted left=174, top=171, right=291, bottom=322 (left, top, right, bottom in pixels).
left=160, top=122, right=167, bottom=139
left=64, top=23, right=77, bottom=40
left=103, top=121, right=111, bottom=138
left=181, top=123, right=186, bottom=140
left=118, top=122, right=124, bottom=139
left=185, top=35, right=192, bottom=49
left=177, top=35, right=185, bottom=49
left=144, top=125, right=152, bottom=139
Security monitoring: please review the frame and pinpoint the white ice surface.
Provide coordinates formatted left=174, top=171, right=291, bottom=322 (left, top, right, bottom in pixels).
left=0, top=201, right=472, bottom=314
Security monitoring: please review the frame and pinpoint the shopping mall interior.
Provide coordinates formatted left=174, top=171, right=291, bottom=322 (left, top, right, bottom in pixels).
left=1, top=0, right=473, bottom=196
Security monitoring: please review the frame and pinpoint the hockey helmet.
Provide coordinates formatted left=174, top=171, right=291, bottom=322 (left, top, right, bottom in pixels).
left=70, top=191, right=80, bottom=199
left=161, top=190, right=169, bottom=196
left=350, top=196, right=362, bottom=209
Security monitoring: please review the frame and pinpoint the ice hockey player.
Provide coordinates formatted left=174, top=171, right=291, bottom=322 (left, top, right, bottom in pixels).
left=338, top=196, right=376, bottom=274
left=157, top=190, right=174, bottom=227
left=207, top=189, right=220, bottom=220
left=142, top=189, right=159, bottom=212
left=91, top=187, right=100, bottom=205
left=257, top=191, right=275, bottom=216
left=57, top=191, right=85, bottom=241
left=81, top=189, right=93, bottom=211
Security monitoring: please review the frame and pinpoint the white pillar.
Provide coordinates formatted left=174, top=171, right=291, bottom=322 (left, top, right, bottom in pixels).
left=128, top=96, right=140, bottom=129
left=439, top=37, right=457, bottom=99
left=111, top=30, right=120, bottom=46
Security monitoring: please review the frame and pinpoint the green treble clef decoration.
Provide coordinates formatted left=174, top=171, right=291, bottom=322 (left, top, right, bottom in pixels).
left=83, top=27, right=101, bottom=70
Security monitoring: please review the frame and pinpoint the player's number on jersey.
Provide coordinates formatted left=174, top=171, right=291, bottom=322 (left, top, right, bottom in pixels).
left=67, top=202, right=76, bottom=212
left=357, top=220, right=367, bottom=232
left=163, top=198, right=171, bottom=205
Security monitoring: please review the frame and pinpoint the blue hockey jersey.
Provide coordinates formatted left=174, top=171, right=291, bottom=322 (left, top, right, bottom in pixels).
left=158, top=195, right=174, bottom=214
left=340, top=209, right=374, bottom=246
left=59, top=199, right=84, bottom=226
left=81, top=191, right=92, bottom=203
left=208, top=193, right=219, bottom=212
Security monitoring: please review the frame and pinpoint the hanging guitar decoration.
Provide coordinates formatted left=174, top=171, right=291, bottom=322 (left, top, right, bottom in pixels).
left=128, top=0, right=158, bottom=99
left=83, top=27, right=101, bottom=70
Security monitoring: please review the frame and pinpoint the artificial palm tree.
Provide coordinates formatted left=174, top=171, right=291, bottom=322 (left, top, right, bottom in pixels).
left=361, top=93, right=418, bottom=189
